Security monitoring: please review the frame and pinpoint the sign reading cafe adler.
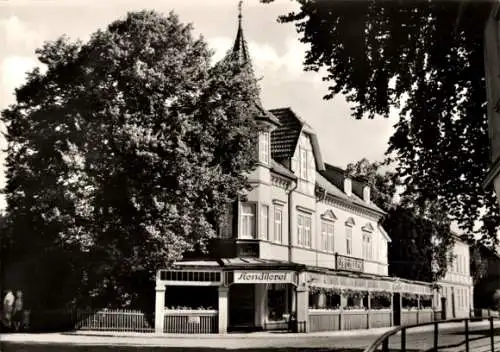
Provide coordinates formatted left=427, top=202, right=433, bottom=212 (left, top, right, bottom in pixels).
left=233, top=271, right=297, bottom=284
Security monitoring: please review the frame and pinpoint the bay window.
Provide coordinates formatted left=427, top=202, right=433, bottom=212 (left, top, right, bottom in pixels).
left=241, top=203, right=256, bottom=238
left=259, top=132, right=270, bottom=164
left=274, top=206, right=283, bottom=243
left=260, top=204, right=269, bottom=240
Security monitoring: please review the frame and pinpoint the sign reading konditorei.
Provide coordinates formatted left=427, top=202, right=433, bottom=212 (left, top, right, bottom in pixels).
left=233, top=271, right=296, bottom=284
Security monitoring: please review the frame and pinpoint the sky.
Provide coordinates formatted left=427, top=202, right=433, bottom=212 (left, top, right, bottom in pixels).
left=0, top=0, right=399, bottom=211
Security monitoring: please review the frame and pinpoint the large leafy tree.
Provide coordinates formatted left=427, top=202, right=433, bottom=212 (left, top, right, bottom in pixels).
left=263, top=0, right=499, bottom=245
left=347, top=158, right=454, bottom=282
left=1, top=11, right=260, bottom=309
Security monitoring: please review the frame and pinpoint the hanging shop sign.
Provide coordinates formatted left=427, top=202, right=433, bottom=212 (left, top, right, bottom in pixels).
left=233, top=270, right=297, bottom=285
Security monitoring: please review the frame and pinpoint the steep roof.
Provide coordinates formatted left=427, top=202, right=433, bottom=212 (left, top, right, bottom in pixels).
left=320, top=162, right=385, bottom=215
left=225, top=2, right=279, bottom=127
left=271, top=159, right=297, bottom=180
left=269, top=107, right=325, bottom=171
left=269, top=108, right=302, bottom=160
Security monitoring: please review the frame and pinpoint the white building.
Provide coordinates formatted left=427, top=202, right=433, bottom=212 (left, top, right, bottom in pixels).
left=153, top=7, right=436, bottom=334
left=437, top=237, right=474, bottom=319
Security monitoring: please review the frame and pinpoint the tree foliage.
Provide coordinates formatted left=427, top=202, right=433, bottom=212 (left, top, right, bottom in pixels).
left=345, top=158, right=399, bottom=211
left=347, top=158, right=454, bottom=282
left=1, top=11, right=261, bottom=309
left=263, top=0, right=499, bottom=245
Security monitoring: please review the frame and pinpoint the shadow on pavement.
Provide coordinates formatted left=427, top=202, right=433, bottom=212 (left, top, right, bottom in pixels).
left=0, top=343, right=422, bottom=352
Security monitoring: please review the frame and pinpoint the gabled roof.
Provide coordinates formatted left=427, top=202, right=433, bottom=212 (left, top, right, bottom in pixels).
left=269, top=107, right=325, bottom=171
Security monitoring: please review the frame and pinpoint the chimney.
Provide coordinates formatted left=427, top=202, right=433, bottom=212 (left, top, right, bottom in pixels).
left=363, top=186, right=371, bottom=203
left=344, top=178, right=352, bottom=197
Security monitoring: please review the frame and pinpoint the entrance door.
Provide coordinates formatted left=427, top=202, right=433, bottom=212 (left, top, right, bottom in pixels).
left=229, top=284, right=255, bottom=331
left=441, top=297, right=447, bottom=320
left=393, top=292, right=401, bottom=326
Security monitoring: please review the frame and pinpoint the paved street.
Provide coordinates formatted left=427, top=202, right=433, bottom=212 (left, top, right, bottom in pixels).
left=1, top=320, right=500, bottom=351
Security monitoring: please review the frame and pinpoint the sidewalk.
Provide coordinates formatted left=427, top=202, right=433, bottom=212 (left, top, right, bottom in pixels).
left=1, top=319, right=498, bottom=349
left=61, top=319, right=498, bottom=338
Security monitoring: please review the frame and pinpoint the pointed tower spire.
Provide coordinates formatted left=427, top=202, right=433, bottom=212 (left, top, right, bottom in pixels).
left=231, top=0, right=253, bottom=68
left=227, top=0, right=280, bottom=127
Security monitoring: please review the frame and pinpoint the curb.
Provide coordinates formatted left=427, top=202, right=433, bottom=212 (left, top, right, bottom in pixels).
left=59, top=321, right=490, bottom=339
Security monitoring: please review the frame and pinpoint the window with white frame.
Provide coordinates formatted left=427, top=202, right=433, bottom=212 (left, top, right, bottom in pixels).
left=346, top=226, right=353, bottom=255
left=297, top=212, right=312, bottom=247
left=299, top=148, right=308, bottom=180
left=362, top=232, right=373, bottom=260
left=274, top=206, right=283, bottom=243
left=321, top=221, right=334, bottom=252
left=259, top=132, right=270, bottom=164
left=260, top=204, right=269, bottom=240
left=240, top=203, right=256, bottom=238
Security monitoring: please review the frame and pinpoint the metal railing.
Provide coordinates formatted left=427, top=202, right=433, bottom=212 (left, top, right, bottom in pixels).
left=364, top=316, right=500, bottom=352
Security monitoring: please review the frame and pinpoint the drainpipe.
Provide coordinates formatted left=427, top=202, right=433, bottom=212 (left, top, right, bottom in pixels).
left=287, top=179, right=299, bottom=319
left=288, top=179, right=298, bottom=263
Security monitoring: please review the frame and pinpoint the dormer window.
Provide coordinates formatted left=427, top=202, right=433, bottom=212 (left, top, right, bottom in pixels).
left=344, top=178, right=352, bottom=197
left=259, top=132, right=270, bottom=164
left=363, top=186, right=371, bottom=203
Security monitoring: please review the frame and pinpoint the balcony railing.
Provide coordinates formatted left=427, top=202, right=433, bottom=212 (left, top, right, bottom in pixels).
left=335, top=253, right=364, bottom=272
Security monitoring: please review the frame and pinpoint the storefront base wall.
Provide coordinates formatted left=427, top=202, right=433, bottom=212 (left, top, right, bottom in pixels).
left=401, top=309, right=434, bottom=326
left=308, top=309, right=437, bottom=333
left=308, top=310, right=393, bottom=332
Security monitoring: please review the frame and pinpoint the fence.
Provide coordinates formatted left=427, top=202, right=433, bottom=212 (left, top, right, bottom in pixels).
left=25, top=308, right=221, bottom=334
left=163, top=310, right=218, bottom=333
left=76, top=309, right=154, bottom=332
left=363, top=316, right=500, bottom=352
left=26, top=308, right=154, bottom=332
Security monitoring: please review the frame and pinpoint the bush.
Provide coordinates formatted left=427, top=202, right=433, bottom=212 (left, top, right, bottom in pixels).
left=492, top=290, right=500, bottom=310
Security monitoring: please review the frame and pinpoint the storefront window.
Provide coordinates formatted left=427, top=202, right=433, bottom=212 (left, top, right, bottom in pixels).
left=309, top=288, right=341, bottom=310
left=267, top=284, right=287, bottom=321
left=402, top=294, right=419, bottom=309
left=344, top=291, right=366, bottom=309
left=420, top=295, right=433, bottom=309
left=370, top=292, right=391, bottom=309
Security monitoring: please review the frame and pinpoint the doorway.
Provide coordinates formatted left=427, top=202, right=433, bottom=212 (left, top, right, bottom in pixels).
left=393, top=292, right=401, bottom=326
left=441, top=297, right=447, bottom=320
left=229, top=284, right=255, bottom=331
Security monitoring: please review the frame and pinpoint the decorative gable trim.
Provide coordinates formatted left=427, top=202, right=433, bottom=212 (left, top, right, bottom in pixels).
left=321, top=210, right=337, bottom=222
left=272, top=199, right=286, bottom=206
left=362, top=223, right=375, bottom=233
left=296, top=205, right=314, bottom=214
left=271, top=174, right=292, bottom=190
left=345, top=217, right=356, bottom=227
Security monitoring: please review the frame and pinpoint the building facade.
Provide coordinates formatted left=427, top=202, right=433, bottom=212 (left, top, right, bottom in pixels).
left=436, top=238, right=474, bottom=319
left=153, top=8, right=437, bottom=334
left=472, top=243, right=500, bottom=311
